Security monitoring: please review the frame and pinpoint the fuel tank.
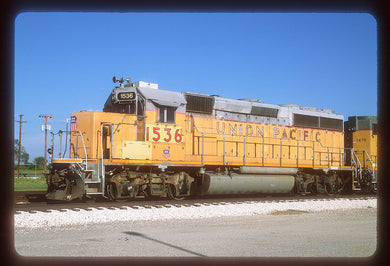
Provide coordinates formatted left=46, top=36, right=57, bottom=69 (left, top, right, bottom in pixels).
left=191, top=173, right=295, bottom=195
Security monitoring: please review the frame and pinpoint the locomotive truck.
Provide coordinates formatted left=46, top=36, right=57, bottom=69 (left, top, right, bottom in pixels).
left=45, top=77, right=377, bottom=201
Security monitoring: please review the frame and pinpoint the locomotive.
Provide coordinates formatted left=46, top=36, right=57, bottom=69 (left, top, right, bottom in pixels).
left=45, top=77, right=377, bottom=201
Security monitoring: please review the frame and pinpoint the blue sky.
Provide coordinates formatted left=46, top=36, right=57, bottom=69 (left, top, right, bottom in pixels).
left=14, top=12, right=377, bottom=162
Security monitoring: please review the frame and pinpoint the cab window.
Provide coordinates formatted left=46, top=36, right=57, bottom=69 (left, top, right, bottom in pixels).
left=158, top=106, right=176, bottom=123
left=372, top=123, right=377, bottom=135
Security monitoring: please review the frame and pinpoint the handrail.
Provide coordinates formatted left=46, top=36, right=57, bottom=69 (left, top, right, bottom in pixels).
left=100, top=123, right=114, bottom=197
left=189, top=116, right=351, bottom=168
left=352, top=149, right=362, bottom=169
left=190, top=116, right=347, bottom=152
left=49, top=130, right=88, bottom=170
left=354, top=150, right=376, bottom=171
left=113, top=114, right=128, bottom=135
left=76, top=130, right=88, bottom=170
left=363, top=150, right=375, bottom=170
left=363, top=150, right=374, bottom=170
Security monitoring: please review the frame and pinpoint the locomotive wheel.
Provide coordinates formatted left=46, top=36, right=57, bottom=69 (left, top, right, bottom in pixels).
left=325, top=183, right=335, bottom=196
left=325, top=175, right=344, bottom=196
left=106, top=182, right=117, bottom=201
left=106, top=182, right=127, bottom=202
left=307, top=183, right=317, bottom=195
left=167, top=184, right=185, bottom=200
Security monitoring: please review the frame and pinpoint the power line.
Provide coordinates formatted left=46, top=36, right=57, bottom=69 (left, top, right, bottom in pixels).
left=39, top=114, right=53, bottom=173
left=15, top=114, right=27, bottom=178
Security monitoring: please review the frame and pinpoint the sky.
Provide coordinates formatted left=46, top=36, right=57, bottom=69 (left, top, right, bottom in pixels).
left=14, top=12, right=377, bottom=162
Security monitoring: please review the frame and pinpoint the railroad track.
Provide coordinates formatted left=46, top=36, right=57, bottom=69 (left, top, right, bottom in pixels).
left=14, top=191, right=46, bottom=204
left=14, top=192, right=376, bottom=215
left=14, top=193, right=377, bottom=230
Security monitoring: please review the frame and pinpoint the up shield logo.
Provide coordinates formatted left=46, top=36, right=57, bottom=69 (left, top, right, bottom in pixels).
left=163, top=149, right=170, bottom=159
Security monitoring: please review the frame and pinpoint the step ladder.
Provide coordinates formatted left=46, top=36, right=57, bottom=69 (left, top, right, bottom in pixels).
left=351, top=150, right=376, bottom=192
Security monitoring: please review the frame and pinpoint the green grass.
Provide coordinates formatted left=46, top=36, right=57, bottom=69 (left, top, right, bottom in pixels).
left=14, top=168, right=45, bottom=176
left=14, top=177, right=47, bottom=191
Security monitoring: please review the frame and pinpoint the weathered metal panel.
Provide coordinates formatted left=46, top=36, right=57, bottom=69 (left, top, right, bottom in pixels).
left=122, top=141, right=152, bottom=160
left=138, top=87, right=187, bottom=107
left=214, top=97, right=252, bottom=114
left=134, top=81, right=159, bottom=90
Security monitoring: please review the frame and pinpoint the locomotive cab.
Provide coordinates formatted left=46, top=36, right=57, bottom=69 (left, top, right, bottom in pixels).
left=103, top=77, right=146, bottom=120
left=46, top=77, right=191, bottom=201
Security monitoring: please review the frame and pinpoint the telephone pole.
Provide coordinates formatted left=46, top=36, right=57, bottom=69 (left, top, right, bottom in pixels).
left=39, top=114, right=53, bottom=173
left=15, top=114, right=27, bottom=178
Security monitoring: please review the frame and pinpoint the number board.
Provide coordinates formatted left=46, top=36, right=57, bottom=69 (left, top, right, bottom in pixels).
left=145, top=125, right=183, bottom=143
left=117, top=92, right=135, bottom=101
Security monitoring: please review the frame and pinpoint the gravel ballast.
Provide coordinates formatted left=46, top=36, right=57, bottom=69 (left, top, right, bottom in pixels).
left=14, top=198, right=376, bottom=229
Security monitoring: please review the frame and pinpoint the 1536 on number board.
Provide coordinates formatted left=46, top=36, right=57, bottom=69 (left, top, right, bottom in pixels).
left=145, top=125, right=183, bottom=143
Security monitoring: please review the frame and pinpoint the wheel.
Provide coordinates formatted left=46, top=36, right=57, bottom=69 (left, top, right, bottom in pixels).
left=106, top=182, right=117, bottom=201
left=106, top=182, right=128, bottom=202
left=325, top=183, right=335, bottom=196
left=307, top=183, right=317, bottom=195
left=325, top=175, right=344, bottom=196
left=167, top=184, right=185, bottom=200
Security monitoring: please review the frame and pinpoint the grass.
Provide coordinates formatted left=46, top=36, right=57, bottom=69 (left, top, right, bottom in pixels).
left=14, top=168, right=45, bottom=176
left=14, top=177, right=47, bottom=191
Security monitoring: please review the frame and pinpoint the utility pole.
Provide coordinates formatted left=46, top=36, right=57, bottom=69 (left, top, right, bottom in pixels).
left=15, top=114, right=27, bottom=178
left=39, top=114, right=53, bottom=173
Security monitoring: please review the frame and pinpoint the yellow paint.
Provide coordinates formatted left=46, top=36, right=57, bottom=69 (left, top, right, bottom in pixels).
left=51, top=158, right=83, bottom=163
left=69, top=110, right=346, bottom=169
left=352, top=129, right=377, bottom=169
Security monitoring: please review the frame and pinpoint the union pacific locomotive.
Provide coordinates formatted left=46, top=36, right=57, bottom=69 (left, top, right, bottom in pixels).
left=45, top=77, right=377, bottom=201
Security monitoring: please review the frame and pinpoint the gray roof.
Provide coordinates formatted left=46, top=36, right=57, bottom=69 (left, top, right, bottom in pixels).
left=137, top=87, right=187, bottom=106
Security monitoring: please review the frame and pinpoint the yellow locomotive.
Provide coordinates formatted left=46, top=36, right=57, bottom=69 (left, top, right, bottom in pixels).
left=45, top=77, right=377, bottom=200
left=344, top=116, right=377, bottom=192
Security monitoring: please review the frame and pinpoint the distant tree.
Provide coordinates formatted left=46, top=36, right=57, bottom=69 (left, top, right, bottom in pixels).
left=14, top=139, right=29, bottom=164
left=33, top=156, right=45, bottom=169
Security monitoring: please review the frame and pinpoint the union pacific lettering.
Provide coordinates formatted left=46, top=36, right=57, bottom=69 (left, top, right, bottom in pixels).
left=216, top=121, right=321, bottom=142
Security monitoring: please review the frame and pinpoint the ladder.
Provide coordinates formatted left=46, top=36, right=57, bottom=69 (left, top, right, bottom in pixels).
left=351, top=150, right=376, bottom=192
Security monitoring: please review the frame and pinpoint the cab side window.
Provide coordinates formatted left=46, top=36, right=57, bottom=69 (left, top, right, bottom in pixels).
left=158, top=106, right=176, bottom=123
left=372, top=123, right=377, bottom=135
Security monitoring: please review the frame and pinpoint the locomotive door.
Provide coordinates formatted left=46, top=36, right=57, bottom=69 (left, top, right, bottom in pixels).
left=136, top=95, right=146, bottom=141
left=102, top=124, right=112, bottom=159
left=136, top=119, right=145, bottom=141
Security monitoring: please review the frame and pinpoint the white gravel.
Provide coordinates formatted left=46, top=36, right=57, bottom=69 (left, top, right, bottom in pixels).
left=14, top=198, right=376, bottom=229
